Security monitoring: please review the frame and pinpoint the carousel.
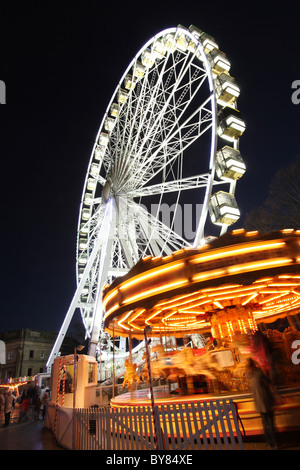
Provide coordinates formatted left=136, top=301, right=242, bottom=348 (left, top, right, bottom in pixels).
left=103, top=228, right=300, bottom=434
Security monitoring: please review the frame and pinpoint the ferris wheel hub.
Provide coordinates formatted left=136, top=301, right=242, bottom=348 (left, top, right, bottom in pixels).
left=102, top=179, right=112, bottom=203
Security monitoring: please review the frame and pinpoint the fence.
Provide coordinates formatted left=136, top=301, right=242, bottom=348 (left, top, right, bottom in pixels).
left=73, top=398, right=244, bottom=450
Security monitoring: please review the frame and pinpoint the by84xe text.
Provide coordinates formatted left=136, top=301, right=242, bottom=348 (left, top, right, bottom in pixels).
left=150, top=455, right=192, bottom=465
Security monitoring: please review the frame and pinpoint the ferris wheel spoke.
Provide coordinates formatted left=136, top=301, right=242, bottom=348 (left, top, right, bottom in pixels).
left=131, top=101, right=214, bottom=191
left=114, top=50, right=208, bottom=188
left=128, top=173, right=212, bottom=198
left=117, top=87, right=210, bottom=190
left=115, top=195, right=162, bottom=258
left=138, top=214, right=170, bottom=257
left=112, top=60, right=166, bottom=181
left=132, top=201, right=190, bottom=256
left=115, top=197, right=140, bottom=265
left=138, top=53, right=205, bottom=143
left=130, top=46, right=199, bottom=139
left=117, top=107, right=213, bottom=196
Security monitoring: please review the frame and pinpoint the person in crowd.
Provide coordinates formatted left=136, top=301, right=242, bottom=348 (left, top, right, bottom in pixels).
left=4, top=390, right=17, bottom=426
left=247, top=357, right=277, bottom=449
left=0, top=391, right=5, bottom=423
left=19, top=392, right=30, bottom=422
left=42, top=391, right=49, bottom=420
left=34, top=394, right=41, bottom=421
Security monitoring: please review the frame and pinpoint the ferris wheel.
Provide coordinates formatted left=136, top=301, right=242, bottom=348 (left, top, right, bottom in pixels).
left=47, top=25, right=246, bottom=370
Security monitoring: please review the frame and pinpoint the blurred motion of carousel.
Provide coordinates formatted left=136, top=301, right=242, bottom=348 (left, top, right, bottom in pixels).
left=103, top=228, right=300, bottom=433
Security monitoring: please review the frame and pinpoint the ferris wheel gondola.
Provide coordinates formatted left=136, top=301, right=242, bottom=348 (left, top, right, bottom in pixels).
left=47, top=24, right=246, bottom=371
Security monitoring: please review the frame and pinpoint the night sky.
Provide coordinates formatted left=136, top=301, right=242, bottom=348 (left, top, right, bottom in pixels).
left=0, top=1, right=299, bottom=335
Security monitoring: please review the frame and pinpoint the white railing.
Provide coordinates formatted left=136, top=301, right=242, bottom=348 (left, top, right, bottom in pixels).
left=73, top=398, right=244, bottom=450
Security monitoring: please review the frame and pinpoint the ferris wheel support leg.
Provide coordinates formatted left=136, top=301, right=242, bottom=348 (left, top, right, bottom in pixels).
left=88, top=199, right=117, bottom=357
left=46, top=199, right=114, bottom=372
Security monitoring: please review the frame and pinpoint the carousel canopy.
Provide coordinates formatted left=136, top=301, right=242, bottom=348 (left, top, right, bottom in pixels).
left=103, top=229, right=300, bottom=339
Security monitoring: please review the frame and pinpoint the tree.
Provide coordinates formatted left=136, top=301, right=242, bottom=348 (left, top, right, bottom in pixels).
left=244, top=156, right=300, bottom=233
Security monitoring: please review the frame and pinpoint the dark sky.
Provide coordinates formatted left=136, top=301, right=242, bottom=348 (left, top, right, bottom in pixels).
left=0, top=1, right=299, bottom=334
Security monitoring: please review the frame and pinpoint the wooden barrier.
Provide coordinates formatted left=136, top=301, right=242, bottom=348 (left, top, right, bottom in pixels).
left=73, top=398, right=244, bottom=450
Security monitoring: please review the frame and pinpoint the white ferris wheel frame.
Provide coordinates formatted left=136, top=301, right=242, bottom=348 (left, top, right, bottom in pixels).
left=47, top=25, right=242, bottom=371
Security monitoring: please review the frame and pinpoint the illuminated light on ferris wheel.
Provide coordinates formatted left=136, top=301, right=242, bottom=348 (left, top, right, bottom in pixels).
left=47, top=24, right=246, bottom=371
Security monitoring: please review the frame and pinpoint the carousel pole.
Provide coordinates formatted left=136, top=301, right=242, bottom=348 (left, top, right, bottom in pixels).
left=99, top=342, right=102, bottom=382
left=112, top=321, right=115, bottom=399
left=129, top=329, right=134, bottom=399
left=144, top=326, right=163, bottom=450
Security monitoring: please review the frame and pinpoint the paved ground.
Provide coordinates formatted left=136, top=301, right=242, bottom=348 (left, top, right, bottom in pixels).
left=1, top=404, right=299, bottom=450
left=1, top=419, right=299, bottom=451
left=243, top=430, right=300, bottom=450
left=0, top=403, right=63, bottom=450
left=0, top=419, right=64, bottom=450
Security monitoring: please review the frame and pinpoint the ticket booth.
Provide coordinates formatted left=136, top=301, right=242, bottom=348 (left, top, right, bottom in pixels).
left=50, top=354, right=98, bottom=409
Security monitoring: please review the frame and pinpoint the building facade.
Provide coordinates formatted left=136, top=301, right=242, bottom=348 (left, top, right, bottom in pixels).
left=0, top=329, right=57, bottom=381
